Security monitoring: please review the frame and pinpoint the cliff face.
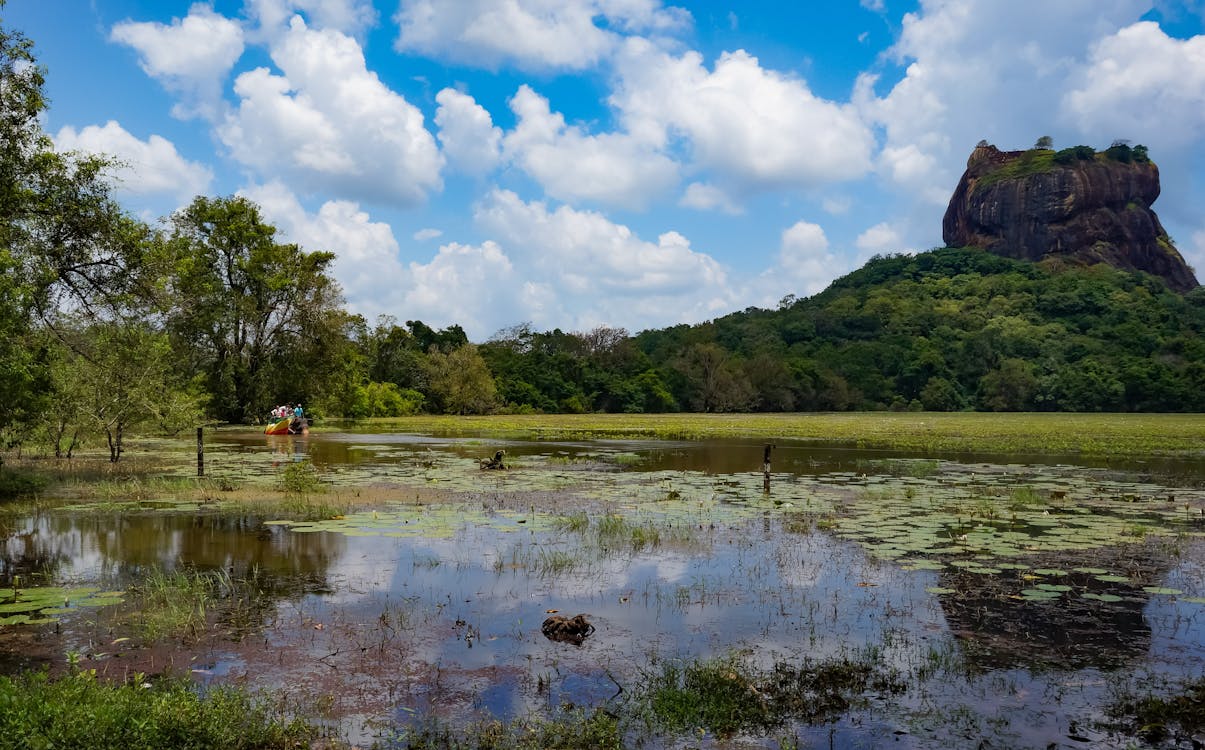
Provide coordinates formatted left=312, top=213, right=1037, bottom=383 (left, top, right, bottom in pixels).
left=942, top=144, right=1198, bottom=292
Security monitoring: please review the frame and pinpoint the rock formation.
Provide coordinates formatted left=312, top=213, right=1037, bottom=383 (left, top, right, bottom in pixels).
left=942, top=143, right=1198, bottom=292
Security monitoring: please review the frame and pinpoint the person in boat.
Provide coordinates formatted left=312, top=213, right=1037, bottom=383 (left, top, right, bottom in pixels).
left=289, top=404, right=307, bottom=434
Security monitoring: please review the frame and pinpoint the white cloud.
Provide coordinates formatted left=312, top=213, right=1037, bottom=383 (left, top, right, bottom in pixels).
left=822, top=196, right=852, bottom=215
left=54, top=121, right=212, bottom=202
left=218, top=16, right=443, bottom=205
left=413, top=228, right=443, bottom=241
left=243, top=182, right=535, bottom=334
left=241, top=181, right=407, bottom=316
left=679, top=182, right=741, bottom=214
left=246, top=0, right=378, bottom=38
left=856, top=222, right=904, bottom=254
left=852, top=0, right=1165, bottom=249
left=778, top=221, right=851, bottom=295
left=503, top=85, right=678, bottom=208
left=612, top=39, right=875, bottom=194
left=1064, top=21, right=1205, bottom=148
left=434, top=88, right=502, bottom=176
left=402, top=241, right=521, bottom=334
left=110, top=3, right=244, bottom=120
left=393, top=0, right=690, bottom=71
left=474, top=189, right=734, bottom=330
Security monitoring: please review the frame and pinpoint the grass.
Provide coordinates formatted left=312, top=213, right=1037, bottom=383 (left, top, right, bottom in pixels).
left=637, top=653, right=905, bottom=738
left=0, top=667, right=317, bottom=750
left=973, top=148, right=1058, bottom=189
left=855, top=458, right=941, bottom=477
left=132, top=567, right=231, bottom=641
left=341, top=412, right=1205, bottom=457
left=555, top=511, right=700, bottom=554
left=1109, top=677, right=1205, bottom=742
left=277, top=460, right=325, bottom=495
left=0, top=467, right=47, bottom=500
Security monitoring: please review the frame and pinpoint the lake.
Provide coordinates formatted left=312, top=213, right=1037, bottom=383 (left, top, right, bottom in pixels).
left=2, top=427, right=1203, bottom=748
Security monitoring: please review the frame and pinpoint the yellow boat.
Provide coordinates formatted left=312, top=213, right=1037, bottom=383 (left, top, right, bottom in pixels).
left=264, top=416, right=307, bottom=435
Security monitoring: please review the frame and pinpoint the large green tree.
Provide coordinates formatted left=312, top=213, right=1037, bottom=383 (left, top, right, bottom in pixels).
left=43, top=321, right=201, bottom=461
left=425, top=344, right=498, bottom=415
left=160, top=196, right=344, bottom=423
left=1, top=4, right=153, bottom=447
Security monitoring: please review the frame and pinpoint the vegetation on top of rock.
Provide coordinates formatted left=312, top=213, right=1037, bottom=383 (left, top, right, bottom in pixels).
left=945, top=141, right=1195, bottom=293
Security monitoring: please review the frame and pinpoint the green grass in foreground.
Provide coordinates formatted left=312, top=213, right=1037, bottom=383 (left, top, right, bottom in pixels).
left=343, top=412, right=1205, bottom=456
left=0, top=668, right=315, bottom=750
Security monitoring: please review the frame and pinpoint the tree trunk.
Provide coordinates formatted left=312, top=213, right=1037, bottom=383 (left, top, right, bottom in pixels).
left=107, top=422, right=124, bottom=462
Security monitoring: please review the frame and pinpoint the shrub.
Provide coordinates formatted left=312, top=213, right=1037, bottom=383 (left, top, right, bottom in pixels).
left=1053, top=145, right=1097, bottom=164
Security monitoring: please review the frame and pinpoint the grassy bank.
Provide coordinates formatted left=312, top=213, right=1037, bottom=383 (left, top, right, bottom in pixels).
left=340, top=412, right=1205, bottom=456
left=0, top=668, right=317, bottom=750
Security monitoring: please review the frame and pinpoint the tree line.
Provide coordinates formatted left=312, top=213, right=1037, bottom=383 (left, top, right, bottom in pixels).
left=3, top=8, right=1204, bottom=463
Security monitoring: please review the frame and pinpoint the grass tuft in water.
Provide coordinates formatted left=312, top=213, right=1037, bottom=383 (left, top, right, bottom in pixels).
left=1108, top=677, right=1205, bottom=743
left=1008, top=486, right=1044, bottom=509
left=133, top=567, right=231, bottom=641
left=278, top=460, right=325, bottom=496
left=638, top=653, right=905, bottom=738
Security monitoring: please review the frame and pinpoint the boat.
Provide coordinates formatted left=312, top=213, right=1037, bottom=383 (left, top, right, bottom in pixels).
left=264, top=417, right=308, bottom=435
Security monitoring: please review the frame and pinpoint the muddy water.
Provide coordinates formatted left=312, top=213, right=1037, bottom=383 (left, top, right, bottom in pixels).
left=2, top=431, right=1204, bottom=748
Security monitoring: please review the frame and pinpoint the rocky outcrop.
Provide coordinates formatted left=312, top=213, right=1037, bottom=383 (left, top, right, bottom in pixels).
left=942, top=144, right=1198, bottom=292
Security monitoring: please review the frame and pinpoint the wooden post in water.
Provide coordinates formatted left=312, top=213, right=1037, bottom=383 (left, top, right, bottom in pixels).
left=197, top=427, right=204, bottom=477
left=762, top=443, right=775, bottom=493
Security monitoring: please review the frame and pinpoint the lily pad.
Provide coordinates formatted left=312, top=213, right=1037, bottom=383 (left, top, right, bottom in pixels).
left=1142, top=586, right=1183, bottom=596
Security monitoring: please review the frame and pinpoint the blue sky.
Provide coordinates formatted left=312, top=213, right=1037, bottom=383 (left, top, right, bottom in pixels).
left=7, top=0, right=1205, bottom=339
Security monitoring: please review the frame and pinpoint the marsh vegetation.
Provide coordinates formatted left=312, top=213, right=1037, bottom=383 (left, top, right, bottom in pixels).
left=0, top=417, right=1203, bottom=748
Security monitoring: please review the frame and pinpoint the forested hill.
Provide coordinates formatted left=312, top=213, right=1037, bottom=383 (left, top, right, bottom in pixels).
left=604, top=247, right=1205, bottom=413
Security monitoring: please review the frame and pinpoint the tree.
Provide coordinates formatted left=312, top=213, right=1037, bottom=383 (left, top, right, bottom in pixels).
left=50, top=321, right=201, bottom=461
left=978, top=358, right=1038, bottom=411
left=674, top=343, right=753, bottom=412
left=1033, top=135, right=1053, bottom=150
left=0, top=6, right=154, bottom=445
left=365, top=316, right=426, bottom=390
left=159, top=196, right=344, bottom=423
left=424, top=344, right=498, bottom=415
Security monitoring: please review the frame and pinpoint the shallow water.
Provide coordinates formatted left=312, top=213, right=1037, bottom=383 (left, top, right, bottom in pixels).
left=2, top=430, right=1204, bottom=748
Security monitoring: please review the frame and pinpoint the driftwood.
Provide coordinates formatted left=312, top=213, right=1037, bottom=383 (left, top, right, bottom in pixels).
left=479, top=449, right=507, bottom=470
left=541, top=613, right=595, bottom=645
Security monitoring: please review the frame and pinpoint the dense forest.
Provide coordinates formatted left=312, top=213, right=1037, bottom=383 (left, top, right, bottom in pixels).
left=2, top=9, right=1204, bottom=464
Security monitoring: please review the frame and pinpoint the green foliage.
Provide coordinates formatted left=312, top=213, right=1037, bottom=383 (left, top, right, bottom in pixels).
left=974, top=149, right=1057, bottom=188
left=0, top=467, right=45, bottom=499
left=346, top=381, right=424, bottom=418
left=0, top=668, right=314, bottom=750
left=424, top=343, right=498, bottom=415
left=278, top=460, right=324, bottom=496
left=37, top=321, right=202, bottom=461
left=133, top=567, right=228, bottom=641
left=1053, top=145, right=1097, bottom=164
left=159, top=196, right=345, bottom=423
left=627, top=247, right=1205, bottom=412
left=0, top=10, right=154, bottom=441
left=639, top=654, right=904, bottom=737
